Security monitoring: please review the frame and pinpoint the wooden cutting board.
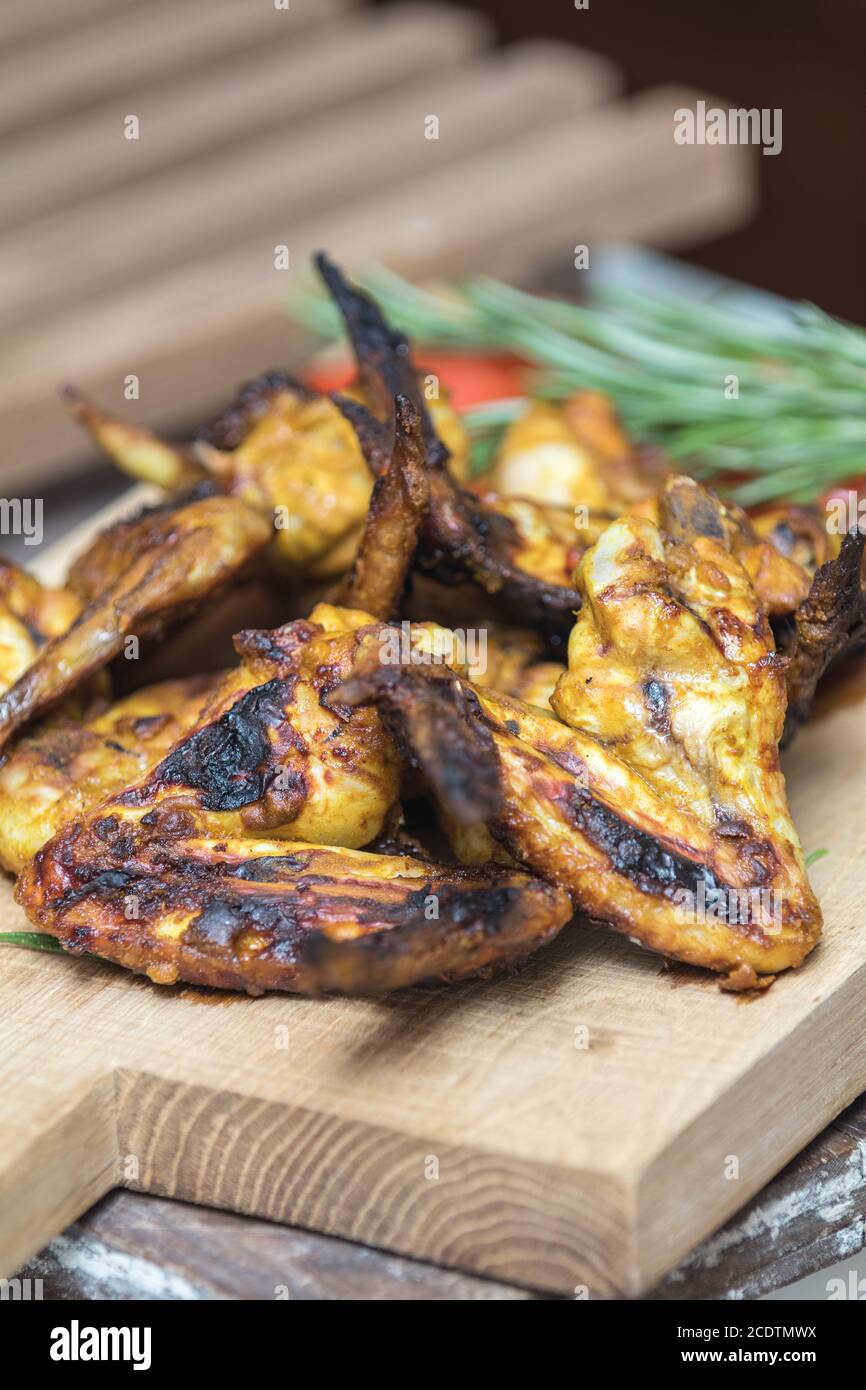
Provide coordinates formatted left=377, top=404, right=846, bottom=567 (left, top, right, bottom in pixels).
left=0, top=516, right=865, bottom=1296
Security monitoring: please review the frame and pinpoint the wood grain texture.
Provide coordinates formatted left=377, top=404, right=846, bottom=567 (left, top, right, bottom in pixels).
left=0, top=496, right=864, bottom=1295
left=19, top=1189, right=540, bottom=1300
left=0, top=1046, right=117, bottom=1280
left=15, top=1090, right=866, bottom=1299
left=0, top=82, right=753, bottom=486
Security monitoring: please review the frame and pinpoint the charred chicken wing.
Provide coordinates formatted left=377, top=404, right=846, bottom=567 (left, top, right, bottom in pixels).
left=319, top=256, right=584, bottom=637
left=335, top=480, right=822, bottom=981
left=15, top=605, right=570, bottom=992
left=18, top=831, right=571, bottom=995
left=63, top=260, right=470, bottom=584
left=0, top=487, right=270, bottom=752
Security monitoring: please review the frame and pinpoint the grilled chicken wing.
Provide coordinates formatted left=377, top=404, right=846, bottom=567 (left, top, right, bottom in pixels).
left=332, top=394, right=430, bottom=619
left=0, top=487, right=270, bottom=752
left=63, top=262, right=469, bottom=584
left=485, top=392, right=653, bottom=511
left=319, top=257, right=583, bottom=638
left=66, top=376, right=463, bottom=585
left=334, top=483, right=822, bottom=981
left=18, top=830, right=570, bottom=994
left=0, top=674, right=219, bottom=874
left=66, top=376, right=374, bottom=579
left=15, top=604, right=570, bottom=993
left=54, top=606, right=403, bottom=851
left=0, top=559, right=81, bottom=694
left=782, top=526, right=866, bottom=740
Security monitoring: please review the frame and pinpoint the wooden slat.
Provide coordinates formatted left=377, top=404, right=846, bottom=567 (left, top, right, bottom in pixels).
left=0, top=41, right=621, bottom=332
left=0, top=84, right=754, bottom=486
left=0, top=0, right=136, bottom=50
left=0, top=3, right=495, bottom=232
left=0, top=0, right=352, bottom=137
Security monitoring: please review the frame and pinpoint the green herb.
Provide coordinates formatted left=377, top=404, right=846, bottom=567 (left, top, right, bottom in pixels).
left=0, top=931, right=64, bottom=954
left=290, top=268, right=866, bottom=504
left=805, top=848, right=829, bottom=867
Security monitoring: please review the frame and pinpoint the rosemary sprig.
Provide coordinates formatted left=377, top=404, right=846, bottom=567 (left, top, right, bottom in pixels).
left=0, top=931, right=64, bottom=954
left=290, top=268, right=866, bottom=504
left=804, top=848, right=829, bottom=867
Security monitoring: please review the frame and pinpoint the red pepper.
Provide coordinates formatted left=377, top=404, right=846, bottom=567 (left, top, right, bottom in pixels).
left=305, top=350, right=526, bottom=412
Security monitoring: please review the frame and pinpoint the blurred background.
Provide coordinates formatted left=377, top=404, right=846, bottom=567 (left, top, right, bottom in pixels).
left=4, top=0, right=839, bottom=512
left=0, top=0, right=857, bottom=502
left=449, top=0, right=864, bottom=320
left=2, top=0, right=862, bottom=513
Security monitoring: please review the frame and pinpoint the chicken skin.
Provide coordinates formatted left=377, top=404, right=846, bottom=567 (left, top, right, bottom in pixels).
left=0, top=674, right=220, bottom=874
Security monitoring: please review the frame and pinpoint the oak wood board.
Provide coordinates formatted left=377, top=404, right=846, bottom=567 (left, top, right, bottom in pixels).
left=0, top=505, right=864, bottom=1297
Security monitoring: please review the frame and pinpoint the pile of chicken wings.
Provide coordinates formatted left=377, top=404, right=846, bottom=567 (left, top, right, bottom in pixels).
left=2, top=255, right=862, bottom=994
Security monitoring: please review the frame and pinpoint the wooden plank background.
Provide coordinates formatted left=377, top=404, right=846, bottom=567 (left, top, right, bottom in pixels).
left=0, top=0, right=755, bottom=486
